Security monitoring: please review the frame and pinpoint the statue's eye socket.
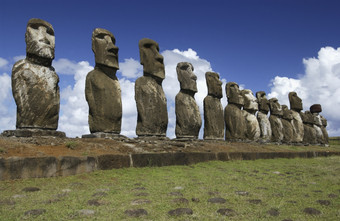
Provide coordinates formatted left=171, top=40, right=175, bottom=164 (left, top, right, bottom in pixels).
left=96, top=34, right=106, bottom=39
left=46, top=28, right=54, bottom=36
left=144, top=43, right=152, bottom=48
left=30, top=24, right=40, bottom=30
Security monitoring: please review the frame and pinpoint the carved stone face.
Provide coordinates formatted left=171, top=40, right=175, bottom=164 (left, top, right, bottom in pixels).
left=92, top=28, right=119, bottom=69
left=25, top=18, right=55, bottom=60
left=206, top=72, right=222, bottom=98
left=241, top=89, right=258, bottom=111
left=256, top=91, right=270, bottom=113
left=226, top=82, right=244, bottom=106
left=312, top=113, right=322, bottom=126
left=269, top=98, right=283, bottom=116
left=301, top=111, right=314, bottom=125
left=139, top=38, right=165, bottom=80
left=282, top=105, right=293, bottom=120
left=176, top=62, right=197, bottom=93
left=289, top=92, right=303, bottom=112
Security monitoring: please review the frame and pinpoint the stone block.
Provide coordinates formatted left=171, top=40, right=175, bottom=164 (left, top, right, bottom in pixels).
left=97, top=154, right=130, bottom=170
left=58, top=156, right=96, bottom=177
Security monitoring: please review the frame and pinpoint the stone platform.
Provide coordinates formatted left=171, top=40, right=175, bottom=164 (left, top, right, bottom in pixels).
left=1, top=150, right=339, bottom=181
left=2, top=129, right=66, bottom=138
left=82, top=132, right=127, bottom=140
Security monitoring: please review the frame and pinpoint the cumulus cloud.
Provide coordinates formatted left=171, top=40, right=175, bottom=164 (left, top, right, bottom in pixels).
left=0, top=72, right=16, bottom=132
left=0, top=57, right=9, bottom=69
left=268, top=47, right=340, bottom=136
left=118, top=58, right=143, bottom=79
left=57, top=60, right=93, bottom=137
left=0, top=57, right=16, bottom=132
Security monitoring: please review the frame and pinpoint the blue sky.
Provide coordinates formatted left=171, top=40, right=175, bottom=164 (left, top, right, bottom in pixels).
left=1, top=0, right=340, bottom=138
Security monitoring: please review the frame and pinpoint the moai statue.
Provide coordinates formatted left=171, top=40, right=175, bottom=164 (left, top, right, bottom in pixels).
left=289, top=92, right=304, bottom=143
left=300, top=111, right=317, bottom=145
left=3, top=18, right=65, bottom=137
left=224, top=82, right=246, bottom=140
left=256, top=91, right=272, bottom=142
left=203, top=72, right=224, bottom=140
left=320, top=115, right=329, bottom=145
left=135, top=38, right=168, bottom=137
left=310, top=104, right=325, bottom=144
left=175, top=62, right=201, bottom=139
left=281, top=105, right=294, bottom=143
left=268, top=98, right=283, bottom=142
left=84, top=28, right=123, bottom=138
left=241, top=89, right=260, bottom=141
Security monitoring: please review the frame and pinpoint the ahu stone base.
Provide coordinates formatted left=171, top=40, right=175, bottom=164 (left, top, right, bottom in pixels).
left=1, top=129, right=66, bottom=138
left=82, top=132, right=127, bottom=140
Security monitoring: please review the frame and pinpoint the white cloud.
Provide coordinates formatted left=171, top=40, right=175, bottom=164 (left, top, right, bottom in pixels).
left=58, top=60, right=93, bottom=137
left=13, top=55, right=25, bottom=62
left=268, top=47, right=340, bottom=136
left=0, top=57, right=9, bottom=69
left=118, top=58, right=143, bottom=79
left=0, top=73, right=15, bottom=132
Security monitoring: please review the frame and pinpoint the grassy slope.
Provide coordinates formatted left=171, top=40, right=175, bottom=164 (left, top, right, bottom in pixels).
left=0, top=156, right=339, bottom=220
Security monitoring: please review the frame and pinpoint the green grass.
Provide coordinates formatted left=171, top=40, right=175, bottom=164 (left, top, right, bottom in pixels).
left=329, top=137, right=340, bottom=146
left=1, top=157, right=339, bottom=220
left=65, top=141, right=78, bottom=150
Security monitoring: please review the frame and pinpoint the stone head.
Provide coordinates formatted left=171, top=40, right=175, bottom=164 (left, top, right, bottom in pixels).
left=25, top=18, right=55, bottom=60
left=176, top=62, right=197, bottom=93
left=205, top=72, right=222, bottom=98
left=139, top=38, right=165, bottom=80
left=226, top=82, right=244, bottom=106
left=301, top=111, right=314, bottom=125
left=282, top=105, right=293, bottom=120
left=310, top=104, right=322, bottom=114
left=289, top=92, right=303, bottom=112
left=269, top=98, right=283, bottom=116
left=256, top=91, right=270, bottom=113
left=92, top=28, right=119, bottom=69
left=241, top=89, right=258, bottom=112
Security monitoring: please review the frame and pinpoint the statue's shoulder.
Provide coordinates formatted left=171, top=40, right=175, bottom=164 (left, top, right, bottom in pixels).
left=12, top=59, right=27, bottom=74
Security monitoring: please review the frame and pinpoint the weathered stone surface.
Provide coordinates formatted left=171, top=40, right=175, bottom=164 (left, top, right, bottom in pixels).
left=12, top=18, right=60, bottom=130
left=175, top=62, right=201, bottom=139
left=256, top=91, right=271, bottom=142
left=85, top=28, right=121, bottom=134
left=303, top=207, right=321, bottom=215
left=168, top=208, right=193, bottom=216
left=310, top=104, right=322, bottom=113
left=301, top=111, right=317, bottom=145
left=2, top=129, right=65, bottom=138
left=224, top=82, right=246, bottom=140
left=24, top=209, right=46, bottom=216
left=320, top=115, right=329, bottom=144
left=241, top=89, right=260, bottom=141
left=204, top=72, right=224, bottom=140
left=289, top=92, right=304, bottom=142
left=269, top=98, right=283, bottom=142
left=135, top=38, right=168, bottom=137
left=217, top=208, right=236, bottom=216
left=281, top=105, right=294, bottom=143
left=125, top=209, right=148, bottom=217
left=208, top=197, right=227, bottom=204
left=313, top=114, right=324, bottom=144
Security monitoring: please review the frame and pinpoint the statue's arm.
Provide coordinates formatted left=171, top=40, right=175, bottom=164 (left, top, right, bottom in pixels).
left=85, top=75, right=96, bottom=116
